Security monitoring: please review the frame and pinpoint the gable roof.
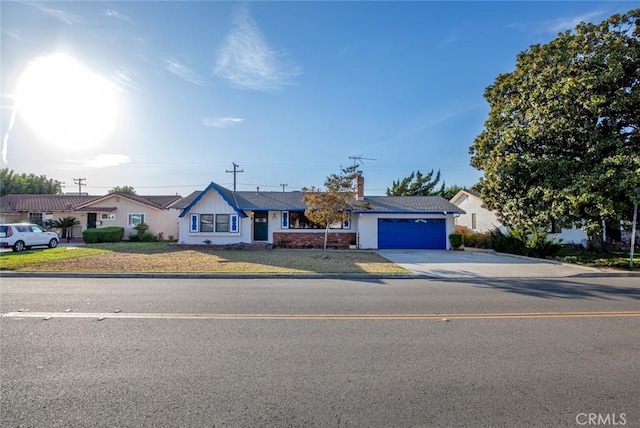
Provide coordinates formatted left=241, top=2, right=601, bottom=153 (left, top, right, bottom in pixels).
left=450, top=189, right=481, bottom=205
left=177, top=183, right=247, bottom=218
left=178, top=182, right=465, bottom=217
left=75, top=192, right=182, bottom=210
left=0, top=193, right=182, bottom=213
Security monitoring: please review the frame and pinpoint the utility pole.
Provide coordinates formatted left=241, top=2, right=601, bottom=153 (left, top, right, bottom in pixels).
left=73, top=178, right=86, bottom=195
left=225, top=162, right=243, bottom=191
left=280, top=184, right=288, bottom=192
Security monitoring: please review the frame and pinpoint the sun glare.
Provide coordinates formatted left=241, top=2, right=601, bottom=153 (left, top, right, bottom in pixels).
left=16, top=54, right=118, bottom=151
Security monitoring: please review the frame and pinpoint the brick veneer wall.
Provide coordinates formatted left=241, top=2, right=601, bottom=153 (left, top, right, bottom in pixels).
left=273, top=232, right=356, bottom=249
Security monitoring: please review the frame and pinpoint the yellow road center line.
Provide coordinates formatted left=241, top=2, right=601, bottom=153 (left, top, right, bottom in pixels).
left=3, top=311, right=640, bottom=320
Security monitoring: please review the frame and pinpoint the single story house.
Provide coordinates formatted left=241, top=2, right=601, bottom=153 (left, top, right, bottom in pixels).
left=0, top=193, right=182, bottom=240
left=173, top=174, right=465, bottom=250
left=450, top=189, right=588, bottom=245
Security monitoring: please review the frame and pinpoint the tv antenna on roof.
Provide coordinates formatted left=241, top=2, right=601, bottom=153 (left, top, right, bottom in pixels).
left=348, top=155, right=376, bottom=168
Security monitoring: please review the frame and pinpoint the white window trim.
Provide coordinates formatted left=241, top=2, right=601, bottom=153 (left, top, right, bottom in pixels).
left=190, top=213, right=240, bottom=234
left=127, top=213, right=145, bottom=228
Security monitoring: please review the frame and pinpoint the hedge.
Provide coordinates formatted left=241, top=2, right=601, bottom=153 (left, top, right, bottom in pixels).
left=82, top=227, right=124, bottom=243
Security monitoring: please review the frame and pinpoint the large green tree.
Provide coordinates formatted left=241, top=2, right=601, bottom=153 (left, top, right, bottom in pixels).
left=0, top=168, right=62, bottom=196
left=469, top=10, right=640, bottom=249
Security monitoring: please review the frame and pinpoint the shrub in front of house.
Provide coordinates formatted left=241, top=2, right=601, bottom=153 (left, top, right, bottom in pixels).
left=461, top=230, right=491, bottom=249
left=128, top=222, right=158, bottom=242
left=82, top=227, right=124, bottom=243
left=489, top=228, right=562, bottom=258
left=449, top=233, right=463, bottom=249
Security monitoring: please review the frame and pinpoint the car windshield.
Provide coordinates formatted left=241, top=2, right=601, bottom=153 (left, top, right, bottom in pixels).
left=31, top=225, right=45, bottom=233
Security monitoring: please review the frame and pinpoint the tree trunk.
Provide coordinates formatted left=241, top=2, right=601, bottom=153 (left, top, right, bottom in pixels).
left=586, top=230, right=604, bottom=253
left=323, top=225, right=330, bottom=254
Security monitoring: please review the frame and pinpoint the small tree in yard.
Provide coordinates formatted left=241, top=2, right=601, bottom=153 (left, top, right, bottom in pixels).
left=303, top=165, right=369, bottom=253
left=53, top=216, right=79, bottom=242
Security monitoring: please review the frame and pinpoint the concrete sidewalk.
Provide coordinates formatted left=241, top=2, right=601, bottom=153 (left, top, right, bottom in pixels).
left=377, top=249, right=618, bottom=279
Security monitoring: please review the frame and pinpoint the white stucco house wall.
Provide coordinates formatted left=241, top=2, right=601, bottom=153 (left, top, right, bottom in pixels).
left=450, top=189, right=588, bottom=245
left=0, top=193, right=182, bottom=240
left=173, top=175, right=465, bottom=250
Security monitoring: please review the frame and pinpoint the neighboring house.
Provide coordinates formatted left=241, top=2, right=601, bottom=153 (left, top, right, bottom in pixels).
left=0, top=193, right=182, bottom=240
left=173, top=174, right=465, bottom=250
left=450, top=189, right=588, bottom=245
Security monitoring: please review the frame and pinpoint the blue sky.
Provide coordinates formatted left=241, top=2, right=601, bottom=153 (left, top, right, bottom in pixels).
left=1, top=1, right=635, bottom=196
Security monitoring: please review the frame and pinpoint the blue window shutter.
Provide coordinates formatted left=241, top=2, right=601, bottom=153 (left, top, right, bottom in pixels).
left=230, top=214, right=239, bottom=233
left=190, top=214, right=199, bottom=233
left=282, top=211, right=289, bottom=229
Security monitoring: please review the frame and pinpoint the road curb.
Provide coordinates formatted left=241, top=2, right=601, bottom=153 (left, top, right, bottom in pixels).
left=0, top=271, right=422, bottom=280
left=1, top=271, right=638, bottom=279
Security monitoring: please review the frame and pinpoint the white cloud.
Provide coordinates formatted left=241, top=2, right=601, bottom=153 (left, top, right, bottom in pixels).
left=104, top=9, right=133, bottom=24
left=164, top=59, right=206, bottom=85
left=71, top=154, right=131, bottom=168
left=214, top=5, right=302, bottom=92
left=113, top=67, right=142, bottom=93
left=3, top=29, right=26, bottom=41
left=203, top=116, right=245, bottom=128
left=544, top=10, right=604, bottom=33
left=29, top=2, right=80, bottom=25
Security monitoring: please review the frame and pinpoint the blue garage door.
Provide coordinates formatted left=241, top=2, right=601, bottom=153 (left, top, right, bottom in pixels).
left=378, top=218, right=447, bottom=249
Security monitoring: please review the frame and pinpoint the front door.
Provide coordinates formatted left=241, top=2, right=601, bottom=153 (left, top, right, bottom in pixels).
left=87, top=213, right=97, bottom=229
left=253, top=211, right=268, bottom=241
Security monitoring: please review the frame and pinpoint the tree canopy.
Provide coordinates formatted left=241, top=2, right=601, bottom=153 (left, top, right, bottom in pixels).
left=0, top=168, right=62, bottom=196
left=386, top=169, right=462, bottom=200
left=469, top=10, right=640, bottom=246
left=108, top=186, right=137, bottom=195
left=386, top=169, right=445, bottom=196
left=302, top=165, right=367, bottom=252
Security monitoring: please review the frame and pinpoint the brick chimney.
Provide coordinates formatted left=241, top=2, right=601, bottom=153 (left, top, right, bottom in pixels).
left=356, top=171, right=364, bottom=200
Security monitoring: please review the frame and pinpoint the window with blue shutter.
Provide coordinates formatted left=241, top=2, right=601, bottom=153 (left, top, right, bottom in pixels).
left=230, top=214, right=239, bottom=233
left=190, top=214, right=199, bottom=233
left=282, top=211, right=289, bottom=229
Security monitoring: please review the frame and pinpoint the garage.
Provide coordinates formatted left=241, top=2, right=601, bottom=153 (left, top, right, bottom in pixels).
left=377, top=218, right=447, bottom=249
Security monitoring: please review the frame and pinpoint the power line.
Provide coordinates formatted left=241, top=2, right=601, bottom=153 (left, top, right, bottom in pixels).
left=225, top=162, right=244, bottom=192
left=280, top=183, right=288, bottom=192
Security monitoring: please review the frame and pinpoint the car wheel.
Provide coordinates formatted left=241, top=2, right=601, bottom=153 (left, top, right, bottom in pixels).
left=48, top=238, right=59, bottom=248
left=12, top=240, right=25, bottom=252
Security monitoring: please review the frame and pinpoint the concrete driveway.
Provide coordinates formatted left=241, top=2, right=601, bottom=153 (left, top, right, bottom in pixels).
left=378, top=249, right=605, bottom=278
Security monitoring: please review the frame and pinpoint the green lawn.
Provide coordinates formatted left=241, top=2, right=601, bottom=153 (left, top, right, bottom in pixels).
left=0, top=242, right=410, bottom=274
left=556, top=248, right=639, bottom=270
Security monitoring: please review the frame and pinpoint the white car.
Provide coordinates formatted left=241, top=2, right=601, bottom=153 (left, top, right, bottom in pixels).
left=0, top=223, right=59, bottom=252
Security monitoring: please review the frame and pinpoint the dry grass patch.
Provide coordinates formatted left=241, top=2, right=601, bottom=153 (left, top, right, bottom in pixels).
left=2, top=243, right=410, bottom=274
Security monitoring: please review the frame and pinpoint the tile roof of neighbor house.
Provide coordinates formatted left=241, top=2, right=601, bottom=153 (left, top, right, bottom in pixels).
left=75, top=193, right=182, bottom=210
left=0, top=194, right=99, bottom=213
left=0, top=193, right=183, bottom=213
left=176, top=182, right=465, bottom=216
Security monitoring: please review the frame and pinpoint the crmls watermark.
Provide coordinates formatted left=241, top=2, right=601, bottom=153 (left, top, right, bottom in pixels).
left=576, top=413, right=627, bottom=426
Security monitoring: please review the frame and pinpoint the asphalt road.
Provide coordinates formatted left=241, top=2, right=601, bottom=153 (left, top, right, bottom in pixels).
left=2, top=277, right=639, bottom=427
